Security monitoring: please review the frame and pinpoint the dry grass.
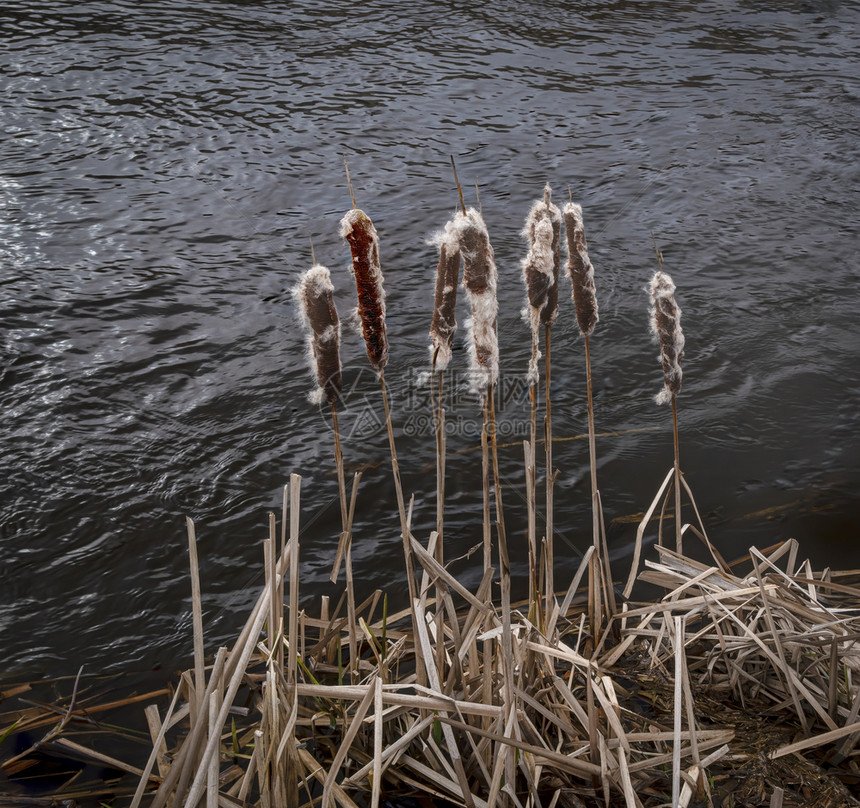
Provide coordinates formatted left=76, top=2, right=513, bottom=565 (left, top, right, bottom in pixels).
left=5, top=480, right=859, bottom=807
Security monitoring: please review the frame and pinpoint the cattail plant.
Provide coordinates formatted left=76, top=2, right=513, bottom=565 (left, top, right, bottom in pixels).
left=292, top=263, right=358, bottom=678
left=520, top=184, right=562, bottom=621
left=339, top=164, right=422, bottom=676
left=563, top=194, right=615, bottom=638
left=520, top=185, right=558, bottom=615
left=428, top=212, right=463, bottom=680
left=455, top=205, right=500, bottom=574
left=428, top=214, right=464, bottom=545
left=453, top=198, right=516, bottom=788
left=650, top=255, right=686, bottom=552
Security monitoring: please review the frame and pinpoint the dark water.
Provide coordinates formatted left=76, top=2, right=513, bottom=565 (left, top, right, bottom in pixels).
left=1, top=0, right=859, bottom=683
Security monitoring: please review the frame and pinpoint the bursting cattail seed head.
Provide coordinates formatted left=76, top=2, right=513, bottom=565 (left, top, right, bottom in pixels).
left=521, top=198, right=554, bottom=386
left=650, top=269, right=685, bottom=405
left=340, top=208, right=388, bottom=373
left=293, top=264, right=342, bottom=406
left=563, top=199, right=599, bottom=337
left=522, top=205, right=554, bottom=313
left=429, top=215, right=463, bottom=371
left=522, top=184, right=563, bottom=327
left=454, top=208, right=499, bottom=394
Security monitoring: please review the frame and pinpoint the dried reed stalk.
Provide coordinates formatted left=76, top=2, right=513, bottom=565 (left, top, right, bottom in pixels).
left=650, top=261, right=685, bottom=552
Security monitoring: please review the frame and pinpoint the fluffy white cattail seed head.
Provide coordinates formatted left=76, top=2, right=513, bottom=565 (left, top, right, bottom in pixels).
left=340, top=208, right=388, bottom=373
left=650, top=270, right=685, bottom=404
left=522, top=184, right=563, bottom=327
left=521, top=202, right=554, bottom=386
left=429, top=215, right=463, bottom=371
left=563, top=200, right=599, bottom=337
left=292, top=264, right=342, bottom=405
left=454, top=208, right=499, bottom=395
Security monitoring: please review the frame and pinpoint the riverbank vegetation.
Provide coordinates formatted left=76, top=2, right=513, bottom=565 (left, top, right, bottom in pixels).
left=2, top=179, right=859, bottom=807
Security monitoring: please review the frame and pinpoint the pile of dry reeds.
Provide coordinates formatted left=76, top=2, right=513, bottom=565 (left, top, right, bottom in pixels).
left=89, top=479, right=853, bottom=808
left=3, top=181, right=860, bottom=808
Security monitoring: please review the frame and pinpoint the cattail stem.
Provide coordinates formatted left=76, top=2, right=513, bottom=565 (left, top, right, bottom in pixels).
left=584, top=335, right=616, bottom=636
left=450, top=156, right=466, bottom=216
left=650, top=265, right=685, bottom=552
left=544, top=324, right=555, bottom=620
left=331, top=403, right=349, bottom=535
left=488, top=384, right=508, bottom=590
left=481, top=398, right=492, bottom=575
left=672, top=392, right=683, bottom=553
left=584, top=335, right=601, bottom=639
left=488, top=383, right=515, bottom=785
left=379, top=372, right=411, bottom=567
left=527, top=380, right=538, bottom=619
left=432, top=360, right=445, bottom=561
left=330, top=402, right=358, bottom=682
left=433, top=360, right=447, bottom=681
left=379, top=372, right=424, bottom=681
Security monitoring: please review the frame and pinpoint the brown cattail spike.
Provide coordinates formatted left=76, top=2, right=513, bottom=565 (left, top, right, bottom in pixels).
left=429, top=215, right=463, bottom=371
left=563, top=199, right=599, bottom=337
left=293, top=265, right=342, bottom=405
left=340, top=208, right=388, bottom=372
left=455, top=208, right=499, bottom=393
left=650, top=269, right=684, bottom=404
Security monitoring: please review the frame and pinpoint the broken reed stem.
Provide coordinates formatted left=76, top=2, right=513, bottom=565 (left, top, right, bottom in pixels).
left=544, top=324, right=555, bottom=621
left=185, top=517, right=205, bottom=725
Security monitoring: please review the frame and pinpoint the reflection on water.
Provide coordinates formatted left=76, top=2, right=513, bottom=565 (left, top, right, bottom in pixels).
left=1, top=0, right=858, bottom=680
